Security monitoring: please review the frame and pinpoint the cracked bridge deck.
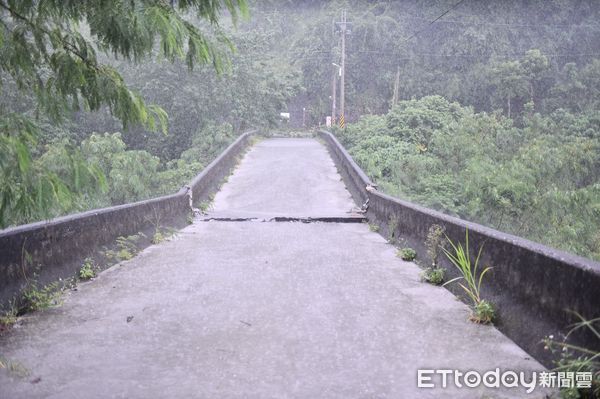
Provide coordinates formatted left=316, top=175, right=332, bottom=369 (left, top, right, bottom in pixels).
left=0, top=137, right=553, bottom=399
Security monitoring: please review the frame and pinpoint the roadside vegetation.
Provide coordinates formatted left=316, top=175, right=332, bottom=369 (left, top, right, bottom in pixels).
left=442, top=230, right=495, bottom=324
left=1, top=1, right=598, bottom=263
left=293, top=1, right=600, bottom=262
left=337, top=95, right=600, bottom=261
left=421, top=224, right=446, bottom=285
left=397, top=248, right=417, bottom=261
left=0, top=222, right=174, bottom=334
left=543, top=313, right=600, bottom=398
left=0, top=0, right=300, bottom=229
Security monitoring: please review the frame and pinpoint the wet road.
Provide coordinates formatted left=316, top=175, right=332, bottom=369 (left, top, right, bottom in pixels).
left=0, top=138, right=551, bottom=398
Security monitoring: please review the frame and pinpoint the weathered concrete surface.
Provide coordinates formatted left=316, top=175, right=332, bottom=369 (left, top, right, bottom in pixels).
left=0, top=138, right=553, bottom=398
left=0, top=130, right=256, bottom=309
left=210, top=138, right=357, bottom=218
left=0, top=222, right=551, bottom=398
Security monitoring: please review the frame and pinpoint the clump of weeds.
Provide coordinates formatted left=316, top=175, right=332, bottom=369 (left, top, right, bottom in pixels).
left=421, top=224, right=446, bottom=285
left=442, top=229, right=495, bottom=324
left=397, top=247, right=417, bottom=261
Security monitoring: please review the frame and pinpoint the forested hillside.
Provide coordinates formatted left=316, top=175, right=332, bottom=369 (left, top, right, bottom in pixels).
left=275, top=0, right=600, bottom=261
left=1, top=0, right=598, bottom=261
left=0, top=0, right=299, bottom=227
left=280, top=0, right=600, bottom=120
left=336, top=97, right=600, bottom=260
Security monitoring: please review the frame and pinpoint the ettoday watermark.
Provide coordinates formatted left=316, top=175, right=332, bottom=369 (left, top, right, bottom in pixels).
left=417, top=369, right=593, bottom=393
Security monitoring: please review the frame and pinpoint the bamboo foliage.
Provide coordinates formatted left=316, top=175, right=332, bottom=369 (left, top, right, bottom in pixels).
left=0, top=0, right=247, bottom=228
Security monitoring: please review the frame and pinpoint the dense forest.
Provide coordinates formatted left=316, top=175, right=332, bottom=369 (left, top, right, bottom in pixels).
left=1, top=0, right=599, bottom=261
left=324, top=1, right=600, bottom=261
left=283, top=0, right=600, bottom=261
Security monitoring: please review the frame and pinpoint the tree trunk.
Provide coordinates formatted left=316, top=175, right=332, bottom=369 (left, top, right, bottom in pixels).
left=529, top=83, right=535, bottom=111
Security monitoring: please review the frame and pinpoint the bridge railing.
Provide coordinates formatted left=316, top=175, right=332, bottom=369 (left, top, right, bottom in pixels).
left=0, top=130, right=257, bottom=307
left=320, top=129, right=600, bottom=365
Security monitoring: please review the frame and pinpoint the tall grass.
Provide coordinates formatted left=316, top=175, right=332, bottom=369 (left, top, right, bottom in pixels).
left=442, top=229, right=495, bottom=324
left=543, top=311, right=600, bottom=398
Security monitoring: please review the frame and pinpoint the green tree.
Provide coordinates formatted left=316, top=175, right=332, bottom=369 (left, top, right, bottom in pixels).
left=489, top=60, right=528, bottom=118
left=520, top=49, right=550, bottom=111
left=0, top=0, right=247, bottom=228
left=341, top=95, right=600, bottom=261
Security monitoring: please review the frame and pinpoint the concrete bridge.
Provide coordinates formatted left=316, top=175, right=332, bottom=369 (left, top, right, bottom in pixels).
left=0, top=136, right=563, bottom=398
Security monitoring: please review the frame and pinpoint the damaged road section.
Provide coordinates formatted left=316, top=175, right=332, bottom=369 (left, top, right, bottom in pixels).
left=197, top=214, right=367, bottom=223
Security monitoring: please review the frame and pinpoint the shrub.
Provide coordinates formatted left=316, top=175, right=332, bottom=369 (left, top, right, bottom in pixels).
left=369, top=223, right=380, bottom=232
left=543, top=312, right=600, bottom=398
left=425, top=224, right=446, bottom=267
left=422, top=267, right=445, bottom=285
left=0, top=304, right=18, bottom=331
left=473, top=300, right=495, bottom=324
left=152, top=231, right=165, bottom=244
left=398, top=248, right=417, bottom=261
left=104, top=233, right=144, bottom=262
left=21, top=282, right=62, bottom=312
left=79, top=258, right=96, bottom=280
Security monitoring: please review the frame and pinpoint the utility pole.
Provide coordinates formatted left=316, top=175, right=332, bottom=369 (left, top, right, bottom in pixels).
left=339, top=10, right=346, bottom=129
left=331, top=19, right=337, bottom=126
left=334, top=10, right=350, bottom=129
left=331, top=62, right=341, bottom=125
left=331, top=65, right=337, bottom=125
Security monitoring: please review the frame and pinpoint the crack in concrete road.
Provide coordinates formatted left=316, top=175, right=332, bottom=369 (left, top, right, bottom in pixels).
left=0, top=138, right=554, bottom=398
left=198, top=215, right=367, bottom=223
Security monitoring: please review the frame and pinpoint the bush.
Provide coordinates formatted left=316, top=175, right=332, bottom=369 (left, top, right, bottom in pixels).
left=398, top=248, right=417, bottom=261
left=21, top=282, right=62, bottom=312
left=79, top=258, right=96, bottom=280
left=422, top=267, right=445, bottom=285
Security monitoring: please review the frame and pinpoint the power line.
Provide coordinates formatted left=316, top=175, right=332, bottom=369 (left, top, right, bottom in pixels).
left=287, top=1, right=470, bottom=60
left=288, top=0, right=599, bottom=60
left=288, top=50, right=600, bottom=59
left=402, top=0, right=468, bottom=44
left=396, top=14, right=600, bottom=30
left=353, top=51, right=600, bottom=58
left=442, top=8, right=600, bottom=28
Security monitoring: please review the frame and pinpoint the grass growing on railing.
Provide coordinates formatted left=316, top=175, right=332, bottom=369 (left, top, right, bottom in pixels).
left=388, top=216, right=399, bottom=244
left=421, top=224, right=446, bottom=285
left=103, top=233, right=144, bottom=261
left=422, top=267, right=445, bottom=285
left=79, top=258, right=97, bottom=280
left=442, top=229, right=495, bottom=324
left=397, top=248, right=417, bottom=261
left=21, top=282, right=63, bottom=313
left=543, top=311, right=600, bottom=398
left=0, top=303, right=18, bottom=331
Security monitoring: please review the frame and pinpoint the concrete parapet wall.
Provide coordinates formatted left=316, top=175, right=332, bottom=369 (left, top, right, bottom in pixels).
left=0, top=130, right=256, bottom=307
left=188, top=131, right=256, bottom=205
left=319, top=129, right=600, bottom=365
left=319, top=131, right=371, bottom=206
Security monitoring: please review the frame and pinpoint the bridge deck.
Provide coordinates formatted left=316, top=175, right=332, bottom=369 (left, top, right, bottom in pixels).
left=0, top=138, right=550, bottom=398
left=210, top=138, right=359, bottom=219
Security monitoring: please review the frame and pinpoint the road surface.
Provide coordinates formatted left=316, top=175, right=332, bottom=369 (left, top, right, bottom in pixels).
left=0, top=138, right=552, bottom=398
